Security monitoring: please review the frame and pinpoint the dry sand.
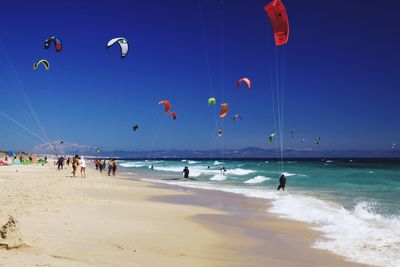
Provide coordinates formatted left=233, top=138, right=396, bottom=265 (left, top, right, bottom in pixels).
left=0, top=161, right=371, bottom=267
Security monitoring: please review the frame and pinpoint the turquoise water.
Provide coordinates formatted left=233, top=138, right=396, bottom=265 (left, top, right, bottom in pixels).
left=119, top=159, right=400, bottom=267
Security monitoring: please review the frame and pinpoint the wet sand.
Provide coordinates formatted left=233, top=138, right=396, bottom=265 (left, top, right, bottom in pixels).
left=151, top=184, right=371, bottom=267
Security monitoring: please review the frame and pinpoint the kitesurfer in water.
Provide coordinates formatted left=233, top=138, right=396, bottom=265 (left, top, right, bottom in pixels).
left=182, top=166, right=189, bottom=179
left=220, top=166, right=227, bottom=175
left=277, top=174, right=286, bottom=191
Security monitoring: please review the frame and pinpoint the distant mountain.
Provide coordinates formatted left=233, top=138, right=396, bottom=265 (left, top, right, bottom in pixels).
left=32, top=141, right=97, bottom=156
left=32, top=142, right=400, bottom=158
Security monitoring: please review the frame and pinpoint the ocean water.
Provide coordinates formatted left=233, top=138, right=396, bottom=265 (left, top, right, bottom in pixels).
left=119, top=159, right=400, bottom=267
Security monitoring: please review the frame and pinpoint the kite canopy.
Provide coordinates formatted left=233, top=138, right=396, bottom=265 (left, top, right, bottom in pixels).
left=218, top=129, right=223, bottom=137
left=264, top=0, right=289, bottom=46
left=107, top=37, right=129, bottom=58
left=133, top=125, right=139, bottom=131
left=208, top=97, right=216, bottom=106
left=44, top=36, right=62, bottom=52
left=315, top=137, right=321, bottom=144
left=236, top=77, right=251, bottom=89
left=33, top=59, right=50, bottom=70
left=96, top=147, right=101, bottom=153
left=219, top=103, right=229, bottom=118
left=7, top=151, right=13, bottom=157
left=60, top=141, right=64, bottom=145
left=159, top=100, right=171, bottom=114
left=170, top=112, right=177, bottom=120
left=269, top=133, right=276, bottom=143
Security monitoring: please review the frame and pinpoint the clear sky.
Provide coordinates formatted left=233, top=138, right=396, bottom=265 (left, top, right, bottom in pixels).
left=0, top=0, right=399, bottom=152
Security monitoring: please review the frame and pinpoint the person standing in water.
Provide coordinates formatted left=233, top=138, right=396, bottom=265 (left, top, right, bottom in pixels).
left=277, top=174, right=286, bottom=191
left=182, top=166, right=189, bottom=179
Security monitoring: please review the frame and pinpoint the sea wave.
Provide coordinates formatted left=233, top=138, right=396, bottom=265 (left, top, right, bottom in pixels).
left=282, top=172, right=296, bottom=177
left=144, top=177, right=400, bottom=267
left=119, top=162, right=146, bottom=168
left=152, top=165, right=255, bottom=177
left=210, top=174, right=227, bottom=181
left=225, top=168, right=256, bottom=176
left=269, top=197, right=400, bottom=267
left=244, top=176, right=271, bottom=184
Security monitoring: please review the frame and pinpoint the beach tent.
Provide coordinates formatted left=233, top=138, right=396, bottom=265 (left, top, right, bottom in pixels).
left=22, top=160, right=31, bottom=165
left=38, top=159, right=46, bottom=164
left=12, top=159, right=21, bottom=165
left=0, top=161, right=9, bottom=166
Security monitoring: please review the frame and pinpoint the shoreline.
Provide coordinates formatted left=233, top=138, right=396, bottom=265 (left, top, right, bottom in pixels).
left=0, top=162, right=370, bottom=266
left=140, top=179, right=370, bottom=267
left=119, top=168, right=370, bottom=267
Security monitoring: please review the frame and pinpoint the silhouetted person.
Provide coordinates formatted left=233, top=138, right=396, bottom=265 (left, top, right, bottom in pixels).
left=277, top=174, right=286, bottom=191
left=182, top=166, right=189, bottom=179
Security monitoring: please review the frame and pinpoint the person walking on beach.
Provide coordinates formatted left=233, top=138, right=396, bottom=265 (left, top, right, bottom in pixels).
left=99, top=160, right=104, bottom=173
left=72, top=155, right=79, bottom=177
left=80, top=156, right=86, bottom=178
left=95, top=159, right=99, bottom=170
left=277, top=174, right=286, bottom=191
left=112, top=160, right=117, bottom=176
left=57, top=156, right=64, bottom=170
left=182, top=166, right=189, bottom=179
left=108, top=159, right=113, bottom=176
left=66, top=157, right=70, bottom=167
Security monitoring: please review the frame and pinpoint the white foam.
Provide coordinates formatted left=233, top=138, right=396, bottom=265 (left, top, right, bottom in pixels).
left=244, top=176, right=271, bottom=184
left=144, top=178, right=279, bottom=200
left=325, top=160, right=334, bottom=163
left=181, top=159, right=188, bottom=162
left=152, top=165, right=255, bottom=177
left=143, top=176, right=400, bottom=267
left=225, top=168, right=256, bottom=176
left=213, top=161, right=223, bottom=165
left=188, top=160, right=199, bottom=164
left=269, top=197, right=400, bottom=267
left=152, top=166, right=217, bottom=177
left=210, top=174, right=227, bottom=181
left=282, top=172, right=296, bottom=177
left=119, top=162, right=146, bottom=168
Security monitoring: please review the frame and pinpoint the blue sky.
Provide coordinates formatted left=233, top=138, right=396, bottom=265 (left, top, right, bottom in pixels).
left=0, top=0, right=399, bottom=152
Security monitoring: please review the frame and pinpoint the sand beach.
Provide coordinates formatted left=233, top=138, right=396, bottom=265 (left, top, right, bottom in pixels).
left=0, top=161, right=372, bottom=267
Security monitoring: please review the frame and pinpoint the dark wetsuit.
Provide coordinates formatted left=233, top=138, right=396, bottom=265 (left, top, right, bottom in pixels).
left=277, top=175, right=286, bottom=191
left=183, top=168, right=189, bottom=178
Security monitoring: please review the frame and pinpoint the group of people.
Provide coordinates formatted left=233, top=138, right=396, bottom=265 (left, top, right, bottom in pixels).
left=56, top=154, right=86, bottom=178
left=95, top=159, right=117, bottom=176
